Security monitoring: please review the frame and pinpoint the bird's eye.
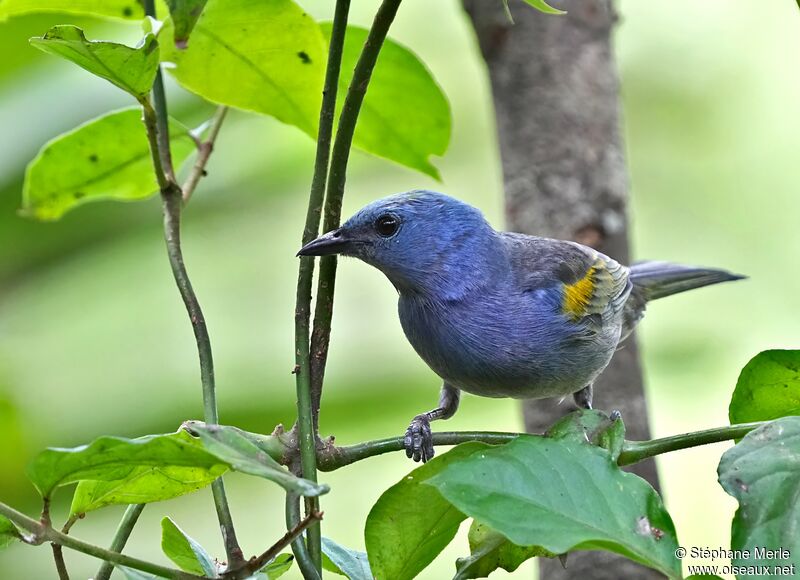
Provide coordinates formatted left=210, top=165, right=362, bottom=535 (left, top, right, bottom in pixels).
left=375, top=214, right=399, bottom=237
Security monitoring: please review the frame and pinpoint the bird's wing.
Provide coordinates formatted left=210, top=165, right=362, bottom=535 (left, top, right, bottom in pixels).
left=503, top=233, right=631, bottom=322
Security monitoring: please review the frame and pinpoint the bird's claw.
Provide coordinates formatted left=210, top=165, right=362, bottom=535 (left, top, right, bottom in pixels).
left=404, top=414, right=434, bottom=463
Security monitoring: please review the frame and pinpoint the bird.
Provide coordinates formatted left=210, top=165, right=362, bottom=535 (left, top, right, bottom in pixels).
left=297, top=190, right=744, bottom=462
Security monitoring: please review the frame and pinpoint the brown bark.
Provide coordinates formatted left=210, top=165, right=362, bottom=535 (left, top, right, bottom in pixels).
left=464, top=1, right=662, bottom=578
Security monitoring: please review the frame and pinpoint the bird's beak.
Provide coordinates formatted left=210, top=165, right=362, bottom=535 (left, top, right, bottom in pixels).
left=296, top=228, right=351, bottom=257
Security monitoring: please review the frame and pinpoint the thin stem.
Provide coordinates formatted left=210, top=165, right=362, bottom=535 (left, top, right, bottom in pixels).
left=309, top=0, right=403, bottom=424
left=0, top=503, right=201, bottom=580
left=95, top=503, right=146, bottom=580
left=617, top=421, right=765, bottom=466
left=285, top=495, right=321, bottom=580
left=52, top=543, right=70, bottom=580
left=293, top=0, right=351, bottom=572
left=182, top=106, right=229, bottom=203
left=224, top=510, right=322, bottom=579
left=52, top=516, right=81, bottom=580
left=142, top=0, right=242, bottom=566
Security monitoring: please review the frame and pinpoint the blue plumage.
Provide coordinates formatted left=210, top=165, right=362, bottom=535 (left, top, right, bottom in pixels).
left=298, top=190, right=744, bottom=461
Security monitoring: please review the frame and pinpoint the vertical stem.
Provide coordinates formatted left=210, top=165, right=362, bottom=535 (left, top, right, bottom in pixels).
left=308, top=0, right=403, bottom=419
left=51, top=543, right=70, bottom=579
left=95, top=504, right=145, bottom=580
left=293, top=0, right=351, bottom=572
left=142, top=0, right=243, bottom=567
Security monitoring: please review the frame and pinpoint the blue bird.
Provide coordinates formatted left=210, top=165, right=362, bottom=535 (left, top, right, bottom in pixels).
left=298, top=190, right=743, bottom=462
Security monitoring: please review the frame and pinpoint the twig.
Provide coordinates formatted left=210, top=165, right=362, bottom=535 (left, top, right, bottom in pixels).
left=182, top=106, right=229, bottom=203
left=141, top=0, right=243, bottom=567
left=95, top=503, right=146, bottom=580
left=285, top=494, right=321, bottom=580
left=293, top=0, right=352, bottom=571
left=617, top=420, right=765, bottom=465
left=51, top=515, right=80, bottom=580
left=0, top=503, right=202, bottom=580
left=52, top=543, right=70, bottom=579
left=223, top=510, right=322, bottom=579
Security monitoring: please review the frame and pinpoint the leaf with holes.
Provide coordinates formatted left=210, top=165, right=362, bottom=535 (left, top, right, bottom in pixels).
left=325, top=24, right=451, bottom=179
left=718, top=417, right=800, bottom=576
left=30, top=26, right=159, bottom=98
left=365, top=442, right=491, bottom=580
left=0, top=0, right=143, bottom=21
left=729, top=350, right=800, bottom=425
left=160, top=0, right=325, bottom=135
left=22, top=107, right=194, bottom=221
left=427, top=436, right=681, bottom=578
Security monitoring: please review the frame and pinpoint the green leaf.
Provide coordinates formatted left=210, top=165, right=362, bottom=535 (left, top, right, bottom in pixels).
left=454, top=521, right=552, bottom=580
left=249, top=553, right=294, bottom=579
left=521, top=0, right=566, bottom=15
left=71, top=462, right=225, bottom=516
left=0, top=0, right=143, bottom=21
left=546, top=408, right=626, bottom=461
left=324, top=24, right=451, bottom=179
left=160, top=0, right=325, bottom=135
left=0, top=515, right=22, bottom=549
left=165, top=0, right=208, bottom=48
left=22, top=107, right=194, bottom=221
left=30, top=26, right=159, bottom=98
left=28, top=430, right=227, bottom=501
left=321, top=537, right=373, bottom=580
left=190, top=424, right=329, bottom=497
left=427, top=436, right=681, bottom=579
left=729, top=350, right=800, bottom=424
left=365, top=442, right=490, bottom=580
left=161, top=517, right=217, bottom=576
left=718, top=417, right=800, bottom=576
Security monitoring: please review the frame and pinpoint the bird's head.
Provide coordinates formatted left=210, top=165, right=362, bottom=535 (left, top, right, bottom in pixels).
left=297, top=190, right=503, bottom=298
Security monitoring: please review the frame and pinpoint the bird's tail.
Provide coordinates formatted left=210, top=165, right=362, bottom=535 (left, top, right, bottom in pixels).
left=621, top=261, right=744, bottom=339
left=629, top=261, right=745, bottom=301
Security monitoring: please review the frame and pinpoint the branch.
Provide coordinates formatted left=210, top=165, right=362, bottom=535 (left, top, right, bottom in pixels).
left=223, top=510, right=322, bottom=579
left=293, top=0, right=352, bottom=571
left=0, top=503, right=202, bottom=580
left=617, top=420, right=765, bottom=466
left=95, top=503, right=146, bottom=580
left=309, top=0, right=404, bottom=425
left=141, top=0, right=242, bottom=567
left=316, top=431, right=520, bottom=471
left=182, top=106, right=229, bottom=203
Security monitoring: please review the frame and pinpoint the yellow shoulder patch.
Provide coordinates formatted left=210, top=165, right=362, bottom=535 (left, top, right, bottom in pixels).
left=563, top=266, right=596, bottom=318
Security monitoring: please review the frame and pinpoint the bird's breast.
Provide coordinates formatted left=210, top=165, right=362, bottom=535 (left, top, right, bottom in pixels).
left=397, top=288, right=619, bottom=399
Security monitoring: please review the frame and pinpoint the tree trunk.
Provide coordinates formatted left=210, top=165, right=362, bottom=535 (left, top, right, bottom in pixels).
left=464, top=1, right=662, bottom=578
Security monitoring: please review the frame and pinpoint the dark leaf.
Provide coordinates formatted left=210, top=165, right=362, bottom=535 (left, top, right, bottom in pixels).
left=427, top=435, right=681, bottom=578
left=718, top=417, right=800, bottom=576
left=365, top=442, right=491, bottom=580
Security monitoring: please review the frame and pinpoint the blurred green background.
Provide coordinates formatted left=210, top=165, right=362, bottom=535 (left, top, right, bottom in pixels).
left=0, top=0, right=797, bottom=578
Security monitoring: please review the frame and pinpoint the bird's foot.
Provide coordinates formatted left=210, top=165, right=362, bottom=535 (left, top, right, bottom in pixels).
left=404, top=414, right=434, bottom=463
left=610, top=409, right=622, bottom=421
